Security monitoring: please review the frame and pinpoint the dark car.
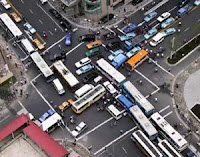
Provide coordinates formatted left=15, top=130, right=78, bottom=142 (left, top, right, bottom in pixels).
left=83, top=71, right=98, bottom=83
left=59, top=18, right=72, bottom=30
left=186, top=150, right=197, bottom=157
left=49, top=9, right=61, bottom=19
left=106, top=41, right=120, bottom=51
left=132, top=0, right=143, bottom=5
left=49, top=53, right=66, bottom=62
left=178, top=0, right=190, bottom=8
left=102, top=32, right=117, bottom=40
left=79, top=34, right=95, bottom=42
left=99, top=14, right=114, bottom=24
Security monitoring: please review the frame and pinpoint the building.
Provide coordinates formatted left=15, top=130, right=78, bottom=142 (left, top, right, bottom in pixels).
left=0, top=114, right=70, bottom=157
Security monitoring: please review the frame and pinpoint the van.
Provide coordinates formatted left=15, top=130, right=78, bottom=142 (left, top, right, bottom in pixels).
left=52, top=78, right=65, bottom=95
left=107, top=105, right=122, bottom=120
left=149, top=33, right=164, bottom=47
left=86, top=40, right=102, bottom=49
left=94, top=75, right=103, bottom=83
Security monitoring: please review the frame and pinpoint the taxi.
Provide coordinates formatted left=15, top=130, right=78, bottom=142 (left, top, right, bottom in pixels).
left=86, top=40, right=102, bottom=49
left=10, top=12, right=21, bottom=22
left=58, top=101, right=70, bottom=113
left=32, top=38, right=45, bottom=50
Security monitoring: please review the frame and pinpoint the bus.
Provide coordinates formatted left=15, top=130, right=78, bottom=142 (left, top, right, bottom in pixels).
left=30, top=51, right=54, bottom=82
left=53, top=60, right=79, bottom=88
left=116, top=94, right=133, bottom=109
left=72, top=84, right=106, bottom=114
left=132, top=130, right=163, bottom=157
left=52, top=78, right=65, bottom=95
left=123, top=81, right=155, bottom=116
left=107, top=104, right=122, bottom=120
left=74, top=84, right=94, bottom=99
left=129, top=105, right=158, bottom=140
left=96, top=58, right=126, bottom=84
left=150, top=112, right=188, bottom=151
left=158, top=139, right=182, bottom=157
left=0, top=13, right=23, bottom=38
left=20, top=38, right=35, bottom=54
left=125, top=49, right=148, bottom=71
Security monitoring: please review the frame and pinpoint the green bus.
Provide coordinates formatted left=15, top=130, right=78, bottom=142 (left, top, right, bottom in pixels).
left=85, top=47, right=100, bottom=57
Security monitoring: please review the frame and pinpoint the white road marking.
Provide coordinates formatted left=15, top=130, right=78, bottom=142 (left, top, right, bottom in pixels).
left=117, top=28, right=126, bottom=35
left=77, top=117, right=114, bottom=141
left=122, top=147, right=128, bottom=154
left=138, top=21, right=145, bottom=27
left=65, top=42, right=84, bottom=56
left=37, top=4, right=64, bottom=32
left=163, top=111, right=173, bottom=118
left=198, top=18, right=200, bottom=22
left=149, top=20, right=157, bottom=26
left=49, top=30, right=53, bottom=35
left=106, top=27, right=115, bottom=33
left=29, top=9, right=33, bottom=14
left=134, top=69, right=159, bottom=89
left=184, top=27, right=190, bottom=32
left=21, top=55, right=29, bottom=62
left=0, top=115, right=10, bottom=123
left=151, top=59, right=175, bottom=77
left=152, top=23, right=160, bottom=29
left=145, top=88, right=160, bottom=99
left=39, top=19, right=43, bottom=24
left=94, top=126, right=137, bottom=155
left=102, top=44, right=114, bottom=54
left=20, top=0, right=24, bottom=3
left=168, top=6, right=177, bottom=12
left=31, top=73, right=42, bottom=82
left=159, top=105, right=170, bottom=113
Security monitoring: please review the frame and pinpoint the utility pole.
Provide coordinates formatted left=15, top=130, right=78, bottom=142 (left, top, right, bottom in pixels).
left=170, top=36, right=175, bottom=59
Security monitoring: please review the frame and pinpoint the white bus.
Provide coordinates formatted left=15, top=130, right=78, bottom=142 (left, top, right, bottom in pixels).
left=107, top=104, right=122, bottom=120
left=52, top=78, right=65, bottom=95
left=74, top=84, right=94, bottom=99
left=20, top=38, right=35, bottom=54
left=151, top=112, right=188, bottom=151
left=158, top=139, right=182, bottom=157
left=0, top=13, right=23, bottom=38
left=150, top=33, right=165, bottom=47
left=129, top=105, right=158, bottom=140
left=123, top=81, right=155, bottom=116
left=72, top=84, right=106, bottom=114
left=96, top=58, right=126, bottom=84
left=30, top=51, right=54, bottom=82
left=132, top=130, right=163, bottom=157
left=53, top=60, right=79, bottom=88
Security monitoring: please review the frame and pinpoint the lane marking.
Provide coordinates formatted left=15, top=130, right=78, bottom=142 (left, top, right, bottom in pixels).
left=152, top=23, right=159, bottom=29
left=65, top=42, right=84, bottom=56
left=168, top=6, right=177, bottom=12
left=149, top=20, right=157, bottom=26
left=21, top=55, right=29, bottom=62
left=49, top=30, right=53, bottom=35
left=117, top=28, right=126, bottom=35
left=39, top=19, right=43, bottom=24
left=122, top=147, right=128, bottom=154
left=77, top=117, right=114, bottom=141
left=198, top=18, right=200, bottom=22
left=138, top=21, right=145, bottom=27
left=145, top=88, right=160, bottom=99
left=29, top=9, right=33, bottom=14
left=159, top=105, right=170, bottom=113
left=0, top=115, right=10, bottom=123
left=20, top=0, right=24, bottom=3
left=106, top=27, right=115, bottom=33
left=163, top=111, right=173, bottom=118
left=37, top=3, right=64, bottom=32
left=31, top=73, right=42, bottom=82
left=184, top=27, right=190, bottom=32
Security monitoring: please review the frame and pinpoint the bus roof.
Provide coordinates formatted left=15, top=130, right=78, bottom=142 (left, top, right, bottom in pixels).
left=0, top=13, right=23, bottom=37
left=126, top=49, right=148, bottom=66
left=30, top=52, right=54, bottom=78
left=53, top=60, right=79, bottom=87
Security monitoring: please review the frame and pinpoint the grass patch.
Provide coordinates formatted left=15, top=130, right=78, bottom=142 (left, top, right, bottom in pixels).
left=168, top=34, right=200, bottom=64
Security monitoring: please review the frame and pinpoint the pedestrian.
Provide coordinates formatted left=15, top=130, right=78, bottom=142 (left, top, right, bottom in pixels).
left=54, top=27, right=57, bottom=31
left=178, top=29, right=181, bottom=32
left=154, top=97, right=158, bottom=102
left=58, top=45, right=61, bottom=49
left=156, top=53, right=160, bottom=57
left=139, top=80, right=142, bottom=85
left=114, top=121, right=117, bottom=126
left=15, top=63, right=18, bottom=67
left=161, top=53, right=164, bottom=57
left=154, top=68, right=158, bottom=73
left=178, top=21, right=182, bottom=26
left=120, top=129, right=124, bottom=134
left=168, top=68, right=171, bottom=72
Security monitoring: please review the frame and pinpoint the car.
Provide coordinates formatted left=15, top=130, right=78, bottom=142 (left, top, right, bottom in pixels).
left=71, top=122, right=87, bottom=137
left=67, top=99, right=74, bottom=105
left=47, top=109, right=54, bottom=116
left=162, top=28, right=176, bottom=36
left=144, top=28, right=158, bottom=40
left=119, top=32, right=136, bottom=41
left=123, top=23, right=137, bottom=34
left=49, top=53, right=66, bottom=62
left=108, top=49, right=123, bottom=61
left=59, top=18, right=72, bottom=30
left=39, top=112, right=49, bottom=122
left=85, top=47, right=100, bottom=57
left=99, top=14, right=114, bottom=24
left=32, top=38, right=45, bottom=50
left=194, top=0, right=200, bottom=5
left=0, top=0, right=11, bottom=9
left=102, top=32, right=117, bottom=40
left=157, top=12, right=171, bottom=22
left=10, top=12, right=21, bottom=22
left=82, top=71, right=98, bottom=83
left=65, top=33, right=72, bottom=46
left=75, top=57, right=91, bottom=68
left=86, top=40, right=102, bottom=49
left=106, top=41, right=121, bottom=51
left=103, top=81, right=117, bottom=94
left=79, top=34, right=95, bottom=42
left=24, top=22, right=36, bottom=34
left=40, top=0, right=48, bottom=4
left=49, top=9, right=61, bottom=19
left=126, top=46, right=141, bottom=58
left=76, top=64, right=94, bottom=75
left=144, top=11, right=157, bottom=22
left=58, top=101, right=70, bottom=113
left=161, top=17, right=175, bottom=28
left=186, top=150, right=198, bottom=157
left=178, top=0, right=190, bottom=8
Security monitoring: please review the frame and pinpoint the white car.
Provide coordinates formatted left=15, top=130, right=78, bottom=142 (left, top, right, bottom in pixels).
left=157, top=12, right=171, bottom=22
left=24, top=22, right=36, bottom=34
left=103, top=81, right=117, bottom=94
left=0, top=0, right=11, bottom=9
left=75, top=57, right=91, bottom=68
left=71, top=122, right=87, bottom=138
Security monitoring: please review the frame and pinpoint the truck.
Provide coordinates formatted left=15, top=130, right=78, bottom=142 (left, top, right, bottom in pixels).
left=124, top=34, right=145, bottom=50
left=111, top=53, right=128, bottom=69
left=116, top=94, right=133, bottom=109
left=177, top=4, right=193, bottom=17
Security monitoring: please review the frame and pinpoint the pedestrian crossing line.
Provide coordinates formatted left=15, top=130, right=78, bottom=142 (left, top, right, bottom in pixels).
left=163, top=111, right=173, bottom=118
left=159, top=105, right=170, bottom=113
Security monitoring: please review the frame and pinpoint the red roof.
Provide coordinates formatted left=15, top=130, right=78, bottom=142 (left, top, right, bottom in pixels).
left=0, top=114, right=29, bottom=141
left=23, top=121, right=69, bottom=157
